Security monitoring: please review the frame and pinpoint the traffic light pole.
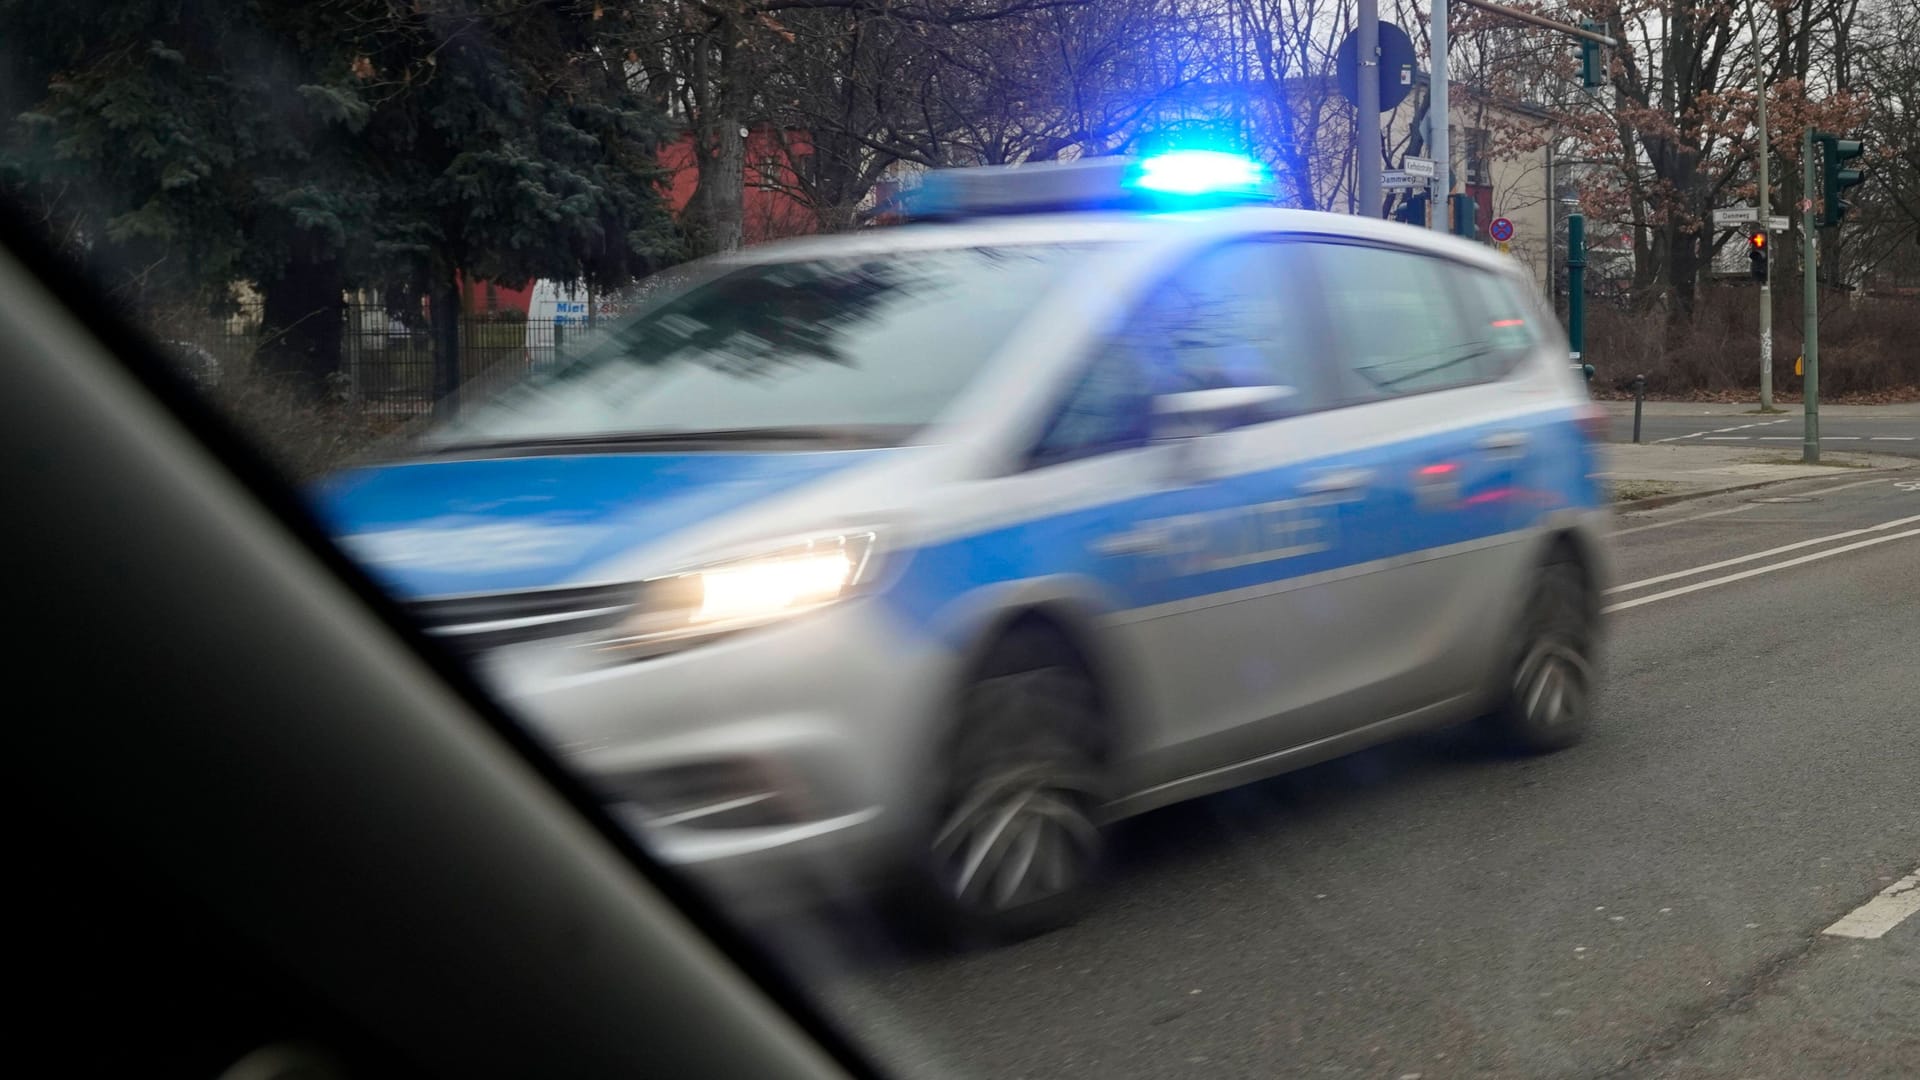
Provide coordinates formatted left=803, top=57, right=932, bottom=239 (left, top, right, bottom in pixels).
left=1568, top=211, right=1586, bottom=366
left=1802, top=126, right=1820, bottom=464
left=1437, top=1, right=1617, bottom=238
left=1756, top=56, right=1773, bottom=410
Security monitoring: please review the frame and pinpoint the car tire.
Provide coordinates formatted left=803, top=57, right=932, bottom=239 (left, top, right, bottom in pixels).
left=902, top=629, right=1108, bottom=947
left=1484, top=558, right=1596, bottom=753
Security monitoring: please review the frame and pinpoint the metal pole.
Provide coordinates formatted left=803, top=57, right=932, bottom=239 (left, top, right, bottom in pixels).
left=1357, top=1, right=1381, bottom=217
left=1545, top=136, right=1556, bottom=316
left=1429, top=0, right=1449, bottom=232
left=1568, top=210, right=1586, bottom=367
left=1756, top=51, right=1773, bottom=410
left=1802, top=125, right=1820, bottom=463
left=1452, top=0, right=1617, bottom=44
left=1633, top=375, right=1645, bottom=443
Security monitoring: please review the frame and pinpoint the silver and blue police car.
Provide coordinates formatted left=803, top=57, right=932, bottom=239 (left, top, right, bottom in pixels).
left=315, top=152, right=1611, bottom=942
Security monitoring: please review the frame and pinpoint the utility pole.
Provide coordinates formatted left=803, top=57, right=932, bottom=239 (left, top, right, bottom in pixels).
left=1429, top=0, right=1449, bottom=232
left=1755, top=48, right=1773, bottom=409
left=1802, top=126, right=1820, bottom=463
left=1357, top=0, right=1381, bottom=217
left=1568, top=210, right=1586, bottom=369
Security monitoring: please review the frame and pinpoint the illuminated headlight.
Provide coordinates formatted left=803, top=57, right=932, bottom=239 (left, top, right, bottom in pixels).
left=589, top=531, right=880, bottom=660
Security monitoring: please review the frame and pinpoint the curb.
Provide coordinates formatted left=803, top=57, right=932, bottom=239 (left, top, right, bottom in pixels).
left=1611, top=462, right=1919, bottom=513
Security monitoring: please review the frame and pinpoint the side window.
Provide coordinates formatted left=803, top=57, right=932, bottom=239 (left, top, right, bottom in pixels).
left=1458, top=269, right=1542, bottom=377
left=1029, top=348, right=1153, bottom=468
left=1124, top=242, right=1314, bottom=398
left=1029, top=241, right=1317, bottom=469
left=1313, top=244, right=1490, bottom=398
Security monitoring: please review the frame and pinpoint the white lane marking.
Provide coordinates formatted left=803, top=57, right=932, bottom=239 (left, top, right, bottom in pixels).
left=1759, top=436, right=1799, bottom=440
left=1655, top=418, right=1793, bottom=443
left=1611, top=503, right=1757, bottom=537
left=1603, top=528, right=1920, bottom=612
left=1607, top=514, right=1920, bottom=594
left=1898, top=480, right=1920, bottom=492
left=1823, top=436, right=1861, bottom=441
left=1823, top=871, right=1920, bottom=940
left=1870, top=436, right=1916, bottom=441
left=1703, top=436, right=1750, bottom=440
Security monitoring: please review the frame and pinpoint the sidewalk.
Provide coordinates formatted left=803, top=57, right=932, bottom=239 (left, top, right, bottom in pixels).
left=1599, top=443, right=1917, bottom=506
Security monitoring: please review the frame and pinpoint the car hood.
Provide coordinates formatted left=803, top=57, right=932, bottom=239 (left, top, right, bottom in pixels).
left=311, top=448, right=905, bottom=599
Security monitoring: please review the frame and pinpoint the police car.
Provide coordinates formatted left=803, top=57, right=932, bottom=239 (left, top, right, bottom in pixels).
left=316, top=152, right=1610, bottom=943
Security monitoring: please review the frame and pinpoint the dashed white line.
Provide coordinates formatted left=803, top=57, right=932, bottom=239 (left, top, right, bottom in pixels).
left=1823, top=871, right=1920, bottom=940
left=1870, top=436, right=1916, bottom=441
left=1704, top=436, right=1750, bottom=440
left=1607, top=514, right=1920, bottom=594
left=1602, top=528, right=1920, bottom=612
left=1654, top=418, right=1795, bottom=443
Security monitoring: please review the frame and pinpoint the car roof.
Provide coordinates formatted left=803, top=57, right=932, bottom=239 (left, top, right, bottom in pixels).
left=720, top=206, right=1523, bottom=277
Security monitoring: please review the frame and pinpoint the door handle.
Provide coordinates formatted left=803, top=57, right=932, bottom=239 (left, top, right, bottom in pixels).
left=1300, top=467, right=1375, bottom=495
left=1476, top=431, right=1531, bottom=454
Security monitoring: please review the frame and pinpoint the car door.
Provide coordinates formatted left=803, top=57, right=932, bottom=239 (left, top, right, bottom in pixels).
left=1038, top=240, right=1358, bottom=794
left=1298, top=240, right=1539, bottom=721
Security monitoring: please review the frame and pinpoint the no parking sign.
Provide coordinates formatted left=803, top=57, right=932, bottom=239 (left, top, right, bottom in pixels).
left=1488, top=217, right=1514, bottom=243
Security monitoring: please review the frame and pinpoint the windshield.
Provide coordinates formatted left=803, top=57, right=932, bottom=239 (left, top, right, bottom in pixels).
left=427, top=245, right=1089, bottom=448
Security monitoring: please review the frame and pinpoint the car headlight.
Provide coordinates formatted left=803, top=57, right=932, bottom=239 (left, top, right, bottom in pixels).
left=588, top=531, right=881, bottom=661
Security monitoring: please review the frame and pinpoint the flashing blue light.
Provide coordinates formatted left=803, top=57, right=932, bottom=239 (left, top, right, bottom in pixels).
left=1129, top=151, right=1268, bottom=196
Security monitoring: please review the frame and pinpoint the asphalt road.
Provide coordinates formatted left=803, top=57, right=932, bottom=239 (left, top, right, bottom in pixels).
left=790, top=474, right=1920, bottom=1080
left=1605, top=402, right=1920, bottom=458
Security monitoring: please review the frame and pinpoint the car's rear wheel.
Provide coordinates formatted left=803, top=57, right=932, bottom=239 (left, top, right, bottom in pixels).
left=1484, top=558, right=1596, bottom=752
left=906, top=630, right=1107, bottom=946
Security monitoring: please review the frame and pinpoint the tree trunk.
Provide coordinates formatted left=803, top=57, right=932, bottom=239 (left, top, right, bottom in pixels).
left=430, top=262, right=461, bottom=417
left=257, top=247, right=344, bottom=402
left=684, top=28, right=747, bottom=256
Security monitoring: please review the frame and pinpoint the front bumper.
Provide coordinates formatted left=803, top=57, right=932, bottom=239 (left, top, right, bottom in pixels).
left=482, top=598, right=955, bottom=912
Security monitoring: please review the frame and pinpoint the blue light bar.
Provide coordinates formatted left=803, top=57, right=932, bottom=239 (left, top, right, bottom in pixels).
left=898, top=152, right=1272, bottom=221
left=1128, top=151, right=1269, bottom=196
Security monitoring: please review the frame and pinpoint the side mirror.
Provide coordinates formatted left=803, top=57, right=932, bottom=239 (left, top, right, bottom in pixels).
left=1152, top=385, right=1296, bottom=440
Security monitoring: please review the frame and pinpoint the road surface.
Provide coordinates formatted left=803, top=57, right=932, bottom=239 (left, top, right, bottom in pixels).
left=796, top=473, right=1920, bottom=1079
left=1605, top=401, right=1920, bottom=458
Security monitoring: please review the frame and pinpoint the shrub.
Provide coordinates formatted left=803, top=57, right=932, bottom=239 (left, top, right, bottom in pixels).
left=1584, top=287, right=1920, bottom=398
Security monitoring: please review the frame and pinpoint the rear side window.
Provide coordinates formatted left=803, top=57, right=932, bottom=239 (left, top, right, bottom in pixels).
left=1311, top=243, right=1496, bottom=399
left=1458, top=268, right=1542, bottom=376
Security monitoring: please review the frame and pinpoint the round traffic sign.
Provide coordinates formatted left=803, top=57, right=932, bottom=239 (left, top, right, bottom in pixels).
left=1489, top=217, right=1514, bottom=242
left=1336, top=23, right=1419, bottom=112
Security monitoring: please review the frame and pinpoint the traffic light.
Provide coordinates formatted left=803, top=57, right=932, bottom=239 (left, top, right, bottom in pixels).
left=1579, top=21, right=1605, bottom=88
left=1393, top=192, right=1428, bottom=227
left=1747, top=230, right=1767, bottom=281
left=1450, top=193, right=1477, bottom=241
left=1814, top=132, right=1866, bottom=226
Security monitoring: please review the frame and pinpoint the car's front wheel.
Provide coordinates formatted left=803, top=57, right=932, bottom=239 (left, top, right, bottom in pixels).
left=1484, top=558, right=1597, bottom=752
left=907, top=630, right=1107, bottom=945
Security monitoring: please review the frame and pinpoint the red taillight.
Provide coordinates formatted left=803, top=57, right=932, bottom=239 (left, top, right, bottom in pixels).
left=1576, top=403, right=1610, bottom=443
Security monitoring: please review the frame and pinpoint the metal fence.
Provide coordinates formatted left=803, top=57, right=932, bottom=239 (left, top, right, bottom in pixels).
left=186, top=303, right=601, bottom=418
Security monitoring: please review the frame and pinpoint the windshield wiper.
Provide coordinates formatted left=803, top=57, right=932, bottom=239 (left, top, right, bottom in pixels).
left=422, top=425, right=910, bottom=456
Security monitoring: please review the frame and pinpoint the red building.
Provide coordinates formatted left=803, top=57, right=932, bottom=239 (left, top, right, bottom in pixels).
left=462, top=128, right=818, bottom=315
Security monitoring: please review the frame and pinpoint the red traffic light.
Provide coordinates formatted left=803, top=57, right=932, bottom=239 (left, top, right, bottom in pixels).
left=1748, top=231, right=1766, bottom=250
